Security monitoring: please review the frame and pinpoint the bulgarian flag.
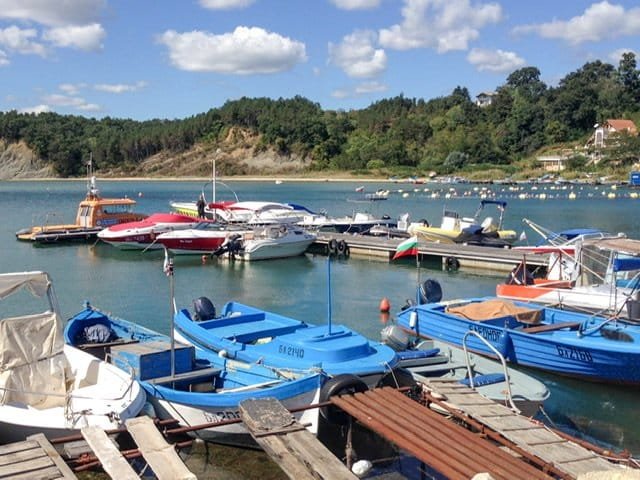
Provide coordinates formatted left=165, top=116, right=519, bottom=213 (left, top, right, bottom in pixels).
left=392, top=235, right=419, bottom=260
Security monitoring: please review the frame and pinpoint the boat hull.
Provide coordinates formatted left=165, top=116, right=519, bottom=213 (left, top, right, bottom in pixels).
left=396, top=298, right=640, bottom=384
left=241, top=238, right=315, bottom=261
left=0, top=345, right=146, bottom=443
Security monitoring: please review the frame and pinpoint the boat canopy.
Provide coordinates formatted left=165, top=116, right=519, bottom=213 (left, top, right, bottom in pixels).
left=613, top=257, right=640, bottom=273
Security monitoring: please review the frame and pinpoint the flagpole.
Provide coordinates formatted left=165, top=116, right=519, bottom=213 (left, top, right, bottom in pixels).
left=327, top=255, right=332, bottom=335
left=163, top=248, right=176, bottom=378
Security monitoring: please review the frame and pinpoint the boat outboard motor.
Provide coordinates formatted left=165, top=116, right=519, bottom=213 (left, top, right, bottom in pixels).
left=418, top=279, right=442, bottom=304
left=193, top=296, right=216, bottom=321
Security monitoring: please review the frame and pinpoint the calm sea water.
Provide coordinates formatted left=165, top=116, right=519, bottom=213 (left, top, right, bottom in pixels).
left=1, top=178, right=639, bottom=457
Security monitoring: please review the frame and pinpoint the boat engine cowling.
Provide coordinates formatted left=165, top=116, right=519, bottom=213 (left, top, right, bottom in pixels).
left=381, top=325, right=410, bottom=351
left=193, top=296, right=216, bottom=321
left=418, top=279, right=442, bottom=304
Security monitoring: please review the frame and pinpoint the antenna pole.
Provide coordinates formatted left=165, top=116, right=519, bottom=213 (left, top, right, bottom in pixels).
left=327, top=255, right=332, bottom=335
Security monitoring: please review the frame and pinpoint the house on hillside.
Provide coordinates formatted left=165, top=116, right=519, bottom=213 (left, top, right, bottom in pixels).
left=475, top=92, right=496, bottom=108
left=587, top=119, right=638, bottom=148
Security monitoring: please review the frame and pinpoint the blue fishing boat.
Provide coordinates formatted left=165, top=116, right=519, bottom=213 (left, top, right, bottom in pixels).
left=395, top=281, right=640, bottom=384
left=173, top=298, right=399, bottom=386
left=64, top=303, right=326, bottom=446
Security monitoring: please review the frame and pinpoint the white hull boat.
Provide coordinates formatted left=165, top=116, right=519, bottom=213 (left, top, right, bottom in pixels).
left=0, top=271, right=146, bottom=443
left=215, top=225, right=316, bottom=261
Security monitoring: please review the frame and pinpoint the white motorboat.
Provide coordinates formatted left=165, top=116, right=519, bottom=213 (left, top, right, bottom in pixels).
left=97, top=212, right=201, bottom=250
left=298, top=211, right=397, bottom=235
left=0, top=271, right=146, bottom=443
left=215, top=224, right=316, bottom=261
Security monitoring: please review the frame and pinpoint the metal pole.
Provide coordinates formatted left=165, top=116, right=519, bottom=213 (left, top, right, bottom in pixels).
left=327, top=255, right=332, bottom=335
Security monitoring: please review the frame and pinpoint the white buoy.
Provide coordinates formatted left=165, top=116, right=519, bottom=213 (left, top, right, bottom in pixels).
left=351, top=459, right=373, bottom=478
left=409, top=311, right=418, bottom=328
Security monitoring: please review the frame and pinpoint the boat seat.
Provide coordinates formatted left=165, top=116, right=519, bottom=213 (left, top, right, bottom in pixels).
left=146, top=367, right=222, bottom=385
left=459, top=373, right=505, bottom=387
left=523, top=321, right=581, bottom=334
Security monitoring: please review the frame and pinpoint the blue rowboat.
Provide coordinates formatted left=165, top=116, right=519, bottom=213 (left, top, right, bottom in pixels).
left=395, top=288, right=640, bottom=385
left=173, top=298, right=399, bottom=386
left=64, top=303, right=326, bottom=447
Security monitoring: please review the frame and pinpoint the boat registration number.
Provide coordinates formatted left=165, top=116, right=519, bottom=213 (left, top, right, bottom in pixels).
left=468, top=324, right=502, bottom=342
left=279, top=345, right=305, bottom=358
left=203, top=410, right=241, bottom=423
left=556, top=345, right=593, bottom=362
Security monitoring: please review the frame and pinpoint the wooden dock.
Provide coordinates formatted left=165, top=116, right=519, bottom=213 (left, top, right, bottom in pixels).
left=0, top=434, right=77, bottom=480
left=330, top=385, right=634, bottom=480
left=239, top=397, right=357, bottom=480
left=312, top=233, right=546, bottom=273
left=418, top=379, right=627, bottom=479
left=0, top=417, right=195, bottom=480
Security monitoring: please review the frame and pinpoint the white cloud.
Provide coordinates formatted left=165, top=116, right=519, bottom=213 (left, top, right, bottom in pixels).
left=76, top=103, right=101, bottom=111
left=0, top=49, right=8, bottom=66
left=0, top=0, right=105, bottom=27
left=43, top=23, right=105, bottom=51
left=94, top=81, right=148, bottom=93
left=0, top=26, right=47, bottom=56
left=609, top=48, right=638, bottom=63
left=329, top=30, right=387, bottom=78
left=43, top=93, right=87, bottom=107
left=467, top=48, right=525, bottom=73
left=199, top=0, right=255, bottom=9
left=59, top=83, right=87, bottom=95
left=331, top=81, right=388, bottom=98
left=158, top=27, right=307, bottom=74
left=379, top=0, right=502, bottom=53
left=19, top=104, right=51, bottom=114
left=330, top=0, right=381, bottom=10
left=513, top=1, right=640, bottom=45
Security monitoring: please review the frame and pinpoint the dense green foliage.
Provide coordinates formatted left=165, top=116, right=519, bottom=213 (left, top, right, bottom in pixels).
left=1, top=55, right=639, bottom=177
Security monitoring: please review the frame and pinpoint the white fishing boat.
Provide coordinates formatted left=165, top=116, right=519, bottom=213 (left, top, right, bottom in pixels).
left=0, top=271, right=146, bottom=443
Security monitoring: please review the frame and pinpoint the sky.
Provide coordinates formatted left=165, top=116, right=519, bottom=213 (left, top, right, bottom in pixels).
left=1, top=0, right=640, bottom=121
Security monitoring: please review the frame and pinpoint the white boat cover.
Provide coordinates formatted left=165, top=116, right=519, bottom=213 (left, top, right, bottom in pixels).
left=0, top=272, right=69, bottom=409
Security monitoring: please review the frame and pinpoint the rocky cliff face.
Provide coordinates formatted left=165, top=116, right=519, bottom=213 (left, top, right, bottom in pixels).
left=0, top=128, right=309, bottom=179
left=0, top=141, right=55, bottom=179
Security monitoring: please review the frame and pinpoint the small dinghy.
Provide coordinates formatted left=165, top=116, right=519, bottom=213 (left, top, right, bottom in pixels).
left=0, top=271, right=146, bottom=443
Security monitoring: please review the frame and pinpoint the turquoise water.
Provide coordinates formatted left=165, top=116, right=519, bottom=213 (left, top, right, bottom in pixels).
left=2, top=179, right=639, bottom=455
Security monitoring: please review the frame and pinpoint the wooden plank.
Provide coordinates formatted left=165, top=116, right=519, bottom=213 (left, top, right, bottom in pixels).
left=502, top=428, right=567, bottom=446
left=0, top=445, right=46, bottom=467
left=125, top=416, right=196, bottom=480
left=476, top=415, right=542, bottom=431
left=523, top=322, right=581, bottom=334
left=7, top=465, right=63, bottom=480
left=146, top=366, right=221, bottom=385
left=456, top=403, right=516, bottom=418
left=81, top=426, right=139, bottom=480
left=28, top=434, right=77, bottom=480
left=0, top=455, right=54, bottom=478
left=240, top=397, right=358, bottom=480
left=0, top=441, right=39, bottom=456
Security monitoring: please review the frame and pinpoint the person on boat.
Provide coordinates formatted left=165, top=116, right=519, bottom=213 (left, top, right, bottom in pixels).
left=197, top=195, right=206, bottom=219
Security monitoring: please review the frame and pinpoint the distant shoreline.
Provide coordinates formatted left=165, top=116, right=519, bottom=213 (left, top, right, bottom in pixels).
left=4, top=175, right=393, bottom=183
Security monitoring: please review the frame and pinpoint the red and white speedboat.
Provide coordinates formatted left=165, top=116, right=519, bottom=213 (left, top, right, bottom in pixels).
left=154, top=223, right=250, bottom=255
left=97, top=213, right=201, bottom=250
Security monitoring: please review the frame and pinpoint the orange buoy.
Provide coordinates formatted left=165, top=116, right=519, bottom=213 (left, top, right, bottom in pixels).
left=379, top=297, right=390, bottom=313
left=380, top=311, right=390, bottom=324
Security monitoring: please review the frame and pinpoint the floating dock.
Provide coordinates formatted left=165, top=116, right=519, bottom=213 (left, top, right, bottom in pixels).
left=312, top=233, right=547, bottom=273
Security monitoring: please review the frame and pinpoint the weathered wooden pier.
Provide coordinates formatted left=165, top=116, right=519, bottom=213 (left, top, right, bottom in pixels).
left=312, top=233, right=547, bottom=273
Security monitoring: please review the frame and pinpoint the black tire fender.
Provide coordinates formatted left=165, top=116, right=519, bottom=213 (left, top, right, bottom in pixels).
left=328, top=238, right=339, bottom=256
left=337, top=239, right=347, bottom=255
left=319, top=374, right=368, bottom=425
left=445, top=256, right=460, bottom=270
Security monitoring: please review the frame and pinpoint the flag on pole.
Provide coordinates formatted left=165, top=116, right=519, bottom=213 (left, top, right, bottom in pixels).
left=392, top=236, right=419, bottom=260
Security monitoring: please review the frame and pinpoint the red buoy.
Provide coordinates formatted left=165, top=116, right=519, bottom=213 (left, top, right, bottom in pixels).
left=379, top=297, right=390, bottom=313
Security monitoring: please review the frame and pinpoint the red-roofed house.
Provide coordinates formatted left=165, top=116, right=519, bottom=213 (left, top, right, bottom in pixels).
left=589, top=119, right=638, bottom=148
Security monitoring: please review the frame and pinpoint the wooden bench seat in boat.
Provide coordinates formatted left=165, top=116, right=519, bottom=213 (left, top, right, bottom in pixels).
left=523, top=322, right=581, bottom=334
left=146, top=367, right=222, bottom=385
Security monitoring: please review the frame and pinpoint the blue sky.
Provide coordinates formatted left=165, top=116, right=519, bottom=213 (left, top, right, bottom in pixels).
left=1, top=0, right=639, bottom=121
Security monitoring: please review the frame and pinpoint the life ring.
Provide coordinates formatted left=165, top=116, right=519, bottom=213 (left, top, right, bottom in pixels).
left=328, top=238, right=339, bottom=256
left=319, top=374, right=368, bottom=425
left=337, top=239, right=347, bottom=256
left=445, top=256, right=460, bottom=270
